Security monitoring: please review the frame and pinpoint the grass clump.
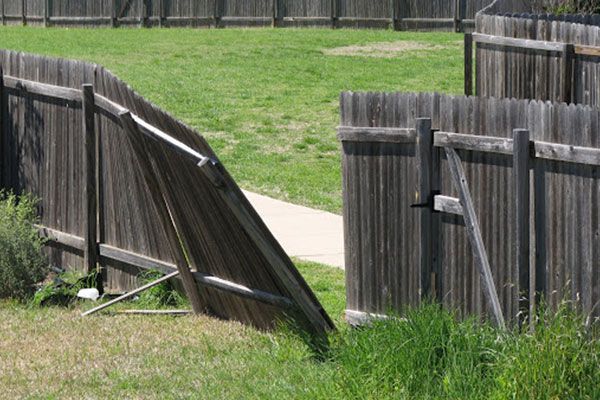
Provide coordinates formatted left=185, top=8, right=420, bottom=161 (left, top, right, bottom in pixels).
left=330, top=303, right=600, bottom=399
left=0, top=191, right=48, bottom=301
left=32, top=270, right=98, bottom=307
left=135, top=270, right=186, bottom=309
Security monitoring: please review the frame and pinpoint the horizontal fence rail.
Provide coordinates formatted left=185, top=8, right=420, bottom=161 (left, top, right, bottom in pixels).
left=0, top=0, right=493, bottom=31
left=0, top=49, right=334, bottom=335
left=339, top=91, right=600, bottom=325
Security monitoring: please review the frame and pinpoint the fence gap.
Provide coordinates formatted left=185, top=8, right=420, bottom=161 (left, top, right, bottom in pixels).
left=561, top=44, right=574, bottom=103
left=21, top=0, right=25, bottom=25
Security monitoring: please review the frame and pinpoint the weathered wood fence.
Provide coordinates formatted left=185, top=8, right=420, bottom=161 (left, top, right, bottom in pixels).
left=339, top=91, right=600, bottom=325
left=470, top=0, right=600, bottom=107
left=0, top=49, right=334, bottom=335
left=0, top=0, right=492, bottom=31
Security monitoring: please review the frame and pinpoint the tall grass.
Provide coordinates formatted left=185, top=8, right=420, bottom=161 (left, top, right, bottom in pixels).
left=328, top=303, right=600, bottom=399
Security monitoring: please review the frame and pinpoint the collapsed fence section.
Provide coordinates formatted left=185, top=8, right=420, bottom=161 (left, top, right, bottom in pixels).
left=0, top=49, right=334, bottom=335
left=339, top=92, right=600, bottom=325
left=0, top=0, right=492, bottom=31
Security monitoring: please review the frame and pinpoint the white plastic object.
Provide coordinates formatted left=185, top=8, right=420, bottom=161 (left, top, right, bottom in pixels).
left=77, top=288, right=100, bottom=301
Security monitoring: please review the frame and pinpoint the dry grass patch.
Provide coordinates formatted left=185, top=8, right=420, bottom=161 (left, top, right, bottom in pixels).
left=322, top=41, right=454, bottom=58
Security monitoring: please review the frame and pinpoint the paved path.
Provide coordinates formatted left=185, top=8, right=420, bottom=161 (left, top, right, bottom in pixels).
left=243, top=191, right=344, bottom=269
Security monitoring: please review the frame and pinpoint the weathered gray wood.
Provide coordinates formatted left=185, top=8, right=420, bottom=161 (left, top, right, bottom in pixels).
left=337, top=126, right=416, bottom=143
left=1, top=0, right=4, bottom=26
left=141, top=0, right=149, bottom=27
left=82, top=84, right=98, bottom=276
left=4, top=75, right=82, bottom=103
left=534, top=141, right=600, bottom=166
left=416, top=118, right=436, bottom=301
left=454, top=0, right=461, bottom=32
left=158, top=0, right=164, bottom=27
left=115, top=309, right=192, bottom=315
left=111, top=0, right=117, bottom=27
left=434, top=195, right=463, bottom=216
left=465, top=33, right=473, bottom=96
left=472, top=32, right=566, bottom=52
left=118, top=110, right=206, bottom=315
left=345, top=309, right=390, bottom=326
left=44, top=0, right=49, bottom=27
left=37, top=225, right=86, bottom=250
left=435, top=131, right=513, bottom=155
left=98, top=244, right=295, bottom=309
left=561, top=44, right=574, bottom=103
left=0, top=67, right=4, bottom=188
left=21, top=0, right=24, bottom=25
left=513, top=129, right=530, bottom=323
left=81, top=271, right=181, bottom=317
left=445, top=147, right=506, bottom=329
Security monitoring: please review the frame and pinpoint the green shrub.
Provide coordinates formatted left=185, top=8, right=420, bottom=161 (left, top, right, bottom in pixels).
left=32, top=270, right=98, bottom=307
left=538, top=0, right=600, bottom=14
left=0, top=191, right=48, bottom=301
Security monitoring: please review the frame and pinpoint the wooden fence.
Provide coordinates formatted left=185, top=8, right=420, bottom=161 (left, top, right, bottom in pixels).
left=0, top=0, right=492, bottom=31
left=0, top=49, right=334, bottom=335
left=471, top=0, right=600, bottom=107
left=339, top=91, right=600, bottom=325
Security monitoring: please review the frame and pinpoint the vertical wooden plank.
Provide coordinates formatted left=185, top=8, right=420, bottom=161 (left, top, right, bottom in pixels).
left=158, top=0, right=164, bottom=27
left=561, top=43, right=574, bottom=103
left=111, top=0, right=117, bottom=27
left=21, top=0, right=26, bottom=25
left=331, top=0, right=337, bottom=28
left=82, top=84, right=98, bottom=278
left=464, top=33, right=473, bottom=96
left=141, top=0, right=149, bottom=27
left=389, top=0, right=396, bottom=30
left=272, top=0, right=278, bottom=27
left=454, top=0, right=461, bottom=32
left=44, top=0, right=49, bottom=27
left=214, top=0, right=222, bottom=27
left=1, top=0, right=4, bottom=26
left=0, top=68, right=4, bottom=189
left=118, top=111, right=205, bottom=314
left=416, top=118, right=435, bottom=301
left=445, top=147, right=506, bottom=329
left=513, top=129, right=530, bottom=324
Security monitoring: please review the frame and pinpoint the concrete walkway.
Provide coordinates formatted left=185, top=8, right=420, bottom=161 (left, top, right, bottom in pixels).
left=243, top=191, right=344, bottom=269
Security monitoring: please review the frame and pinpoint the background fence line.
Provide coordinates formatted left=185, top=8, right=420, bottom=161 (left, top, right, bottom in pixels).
left=0, top=0, right=493, bottom=31
left=339, top=91, right=600, bottom=325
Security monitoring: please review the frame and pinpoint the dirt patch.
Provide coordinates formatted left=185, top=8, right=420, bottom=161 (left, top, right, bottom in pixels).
left=322, top=41, right=449, bottom=58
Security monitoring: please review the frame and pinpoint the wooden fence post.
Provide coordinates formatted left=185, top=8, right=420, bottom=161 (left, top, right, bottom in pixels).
left=1, top=0, right=4, bottom=26
left=513, top=129, right=530, bottom=325
left=0, top=68, right=4, bottom=188
left=331, top=0, right=338, bottom=28
left=44, top=0, right=49, bottom=27
left=561, top=43, right=574, bottom=103
left=389, top=0, right=396, bottom=30
left=464, top=33, right=473, bottom=96
left=158, top=0, right=164, bottom=27
left=416, top=118, right=440, bottom=301
left=214, top=0, right=222, bottom=27
left=272, top=0, right=278, bottom=27
left=111, top=0, right=117, bottom=27
left=21, top=0, right=26, bottom=26
left=141, top=0, right=149, bottom=27
left=454, top=0, right=461, bottom=32
left=82, top=84, right=99, bottom=280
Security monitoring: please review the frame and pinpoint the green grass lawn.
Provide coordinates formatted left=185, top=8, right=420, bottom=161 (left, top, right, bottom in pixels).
left=0, top=26, right=464, bottom=213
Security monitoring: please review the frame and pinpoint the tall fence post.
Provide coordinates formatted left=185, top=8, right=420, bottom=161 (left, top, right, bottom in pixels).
left=464, top=33, right=473, bottom=96
left=44, top=0, right=49, bottom=27
left=454, top=0, right=461, bottom=32
left=158, top=0, right=164, bottom=27
left=21, top=0, right=26, bottom=26
left=111, top=0, right=117, bottom=27
left=82, top=85, right=99, bottom=284
left=561, top=43, right=574, bottom=103
left=416, top=118, right=440, bottom=301
left=513, top=129, right=530, bottom=325
left=0, top=68, right=4, bottom=188
left=214, top=0, right=222, bottom=28
left=272, top=0, right=278, bottom=27
left=331, top=0, right=338, bottom=28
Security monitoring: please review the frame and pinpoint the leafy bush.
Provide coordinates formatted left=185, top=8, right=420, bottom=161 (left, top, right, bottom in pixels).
left=0, top=191, right=48, bottom=301
left=535, top=0, right=600, bottom=13
left=32, top=270, right=98, bottom=307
